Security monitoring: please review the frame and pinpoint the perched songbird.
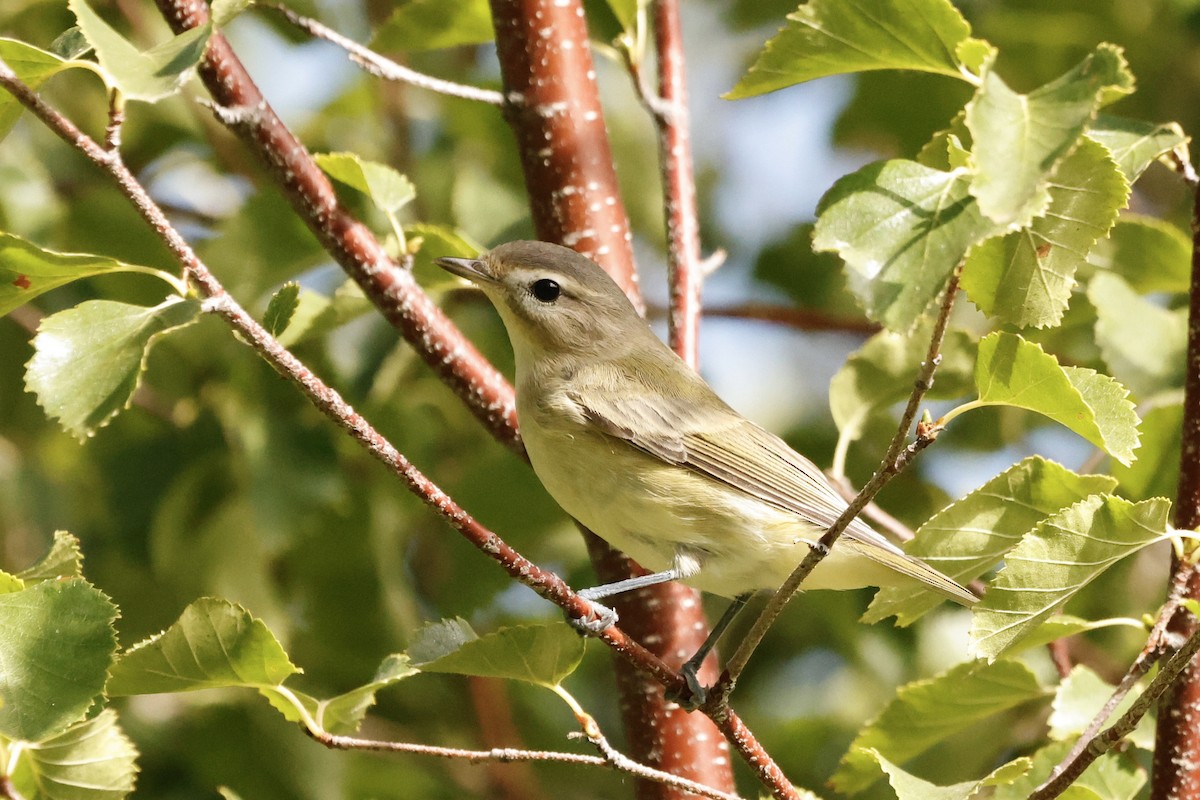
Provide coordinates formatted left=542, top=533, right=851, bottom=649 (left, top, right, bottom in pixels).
left=436, top=242, right=975, bottom=692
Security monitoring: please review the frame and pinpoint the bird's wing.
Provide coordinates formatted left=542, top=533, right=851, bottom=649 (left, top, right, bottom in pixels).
left=569, top=379, right=976, bottom=606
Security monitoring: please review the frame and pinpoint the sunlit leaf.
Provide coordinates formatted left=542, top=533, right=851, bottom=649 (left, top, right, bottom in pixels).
left=865, top=457, right=1115, bottom=625
left=314, top=152, right=416, bottom=215
left=408, top=223, right=482, bottom=292
left=863, top=748, right=1031, bottom=800
left=1091, top=215, right=1191, bottom=295
left=966, top=44, right=1134, bottom=228
left=372, top=0, right=494, bottom=52
left=972, top=332, right=1140, bottom=465
left=813, top=159, right=996, bottom=331
left=962, top=138, right=1129, bottom=328
left=17, top=530, right=85, bottom=582
left=726, top=0, right=986, bottom=99
left=971, top=495, right=1170, bottom=659
left=992, top=740, right=1145, bottom=800
left=274, top=280, right=374, bottom=347
left=0, top=232, right=156, bottom=316
left=26, top=297, right=202, bottom=441
left=69, top=0, right=211, bottom=102
left=0, top=38, right=96, bottom=141
left=1007, top=614, right=1145, bottom=654
left=832, top=659, right=1045, bottom=793
left=263, top=282, right=300, bottom=338
left=210, top=0, right=251, bottom=27
left=107, top=597, right=299, bottom=695
left=0, top=578, right=118, bottom=741
left=16, top=709, right=138, bottom=800
left=1089, top=272, right=1186, bottom=398
left=1088, top=116, right=1190, bottom=183
left=417, top=623, right=586, bottom=689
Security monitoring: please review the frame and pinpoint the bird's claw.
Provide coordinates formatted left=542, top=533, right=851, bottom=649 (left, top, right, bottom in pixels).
left=665, top=661, right=709, bottom=712
left=567, top=600, right=618, bottom=635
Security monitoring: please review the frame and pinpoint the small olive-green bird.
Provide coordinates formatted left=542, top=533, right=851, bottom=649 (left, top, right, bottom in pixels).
left=436, top=241, right=975, bottom=660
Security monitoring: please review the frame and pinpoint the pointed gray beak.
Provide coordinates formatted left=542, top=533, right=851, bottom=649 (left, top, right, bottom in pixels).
left=434, top=256, right=497, bottom=285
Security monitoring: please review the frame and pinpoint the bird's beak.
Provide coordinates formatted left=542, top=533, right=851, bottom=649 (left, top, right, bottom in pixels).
left=434, top=256, right=498, bottom=286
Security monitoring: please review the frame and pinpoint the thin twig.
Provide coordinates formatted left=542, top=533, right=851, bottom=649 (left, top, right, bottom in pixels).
left=1031, top=621, right=1200, bottom=800
left=693, top=303, right=879, bottom=334
left=708, top=267, right=964, bottom=710
left=259, top=2, right=505, bottom=106
left=104, top=89, right=124, bottom=151
left=316, top=730, right=610, bottom=766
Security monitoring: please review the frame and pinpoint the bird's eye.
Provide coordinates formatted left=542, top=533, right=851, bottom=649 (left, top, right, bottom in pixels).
left=531, top=278, right=561, bottom=303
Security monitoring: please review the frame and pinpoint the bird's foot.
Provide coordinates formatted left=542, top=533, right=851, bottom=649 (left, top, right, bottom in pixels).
left=566, top=600, right=618, bottom=635
left=665, top=661, right=709, bottom=712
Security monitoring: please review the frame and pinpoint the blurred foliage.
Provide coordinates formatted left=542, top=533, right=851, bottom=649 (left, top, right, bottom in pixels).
left=1, top=0, right=1198, bottom=798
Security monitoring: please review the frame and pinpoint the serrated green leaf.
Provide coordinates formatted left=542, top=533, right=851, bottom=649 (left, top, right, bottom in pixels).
left=1007, top=614, right=1145, bottom=654
left=314, top=152, right=415, bottom=214
left=408, top=223, right=482, bottom=292
left=17, top=530, right=84, bottom=582
left=865, top=457, right=1116, bottom=625
left=971, top=495, right=1170, bottom=659
left=274, top=280, right=374, bottom=347
left=726, top=0, right=983, bottom=99
left=0, top=39, right=96, bottom=141
left=263, top=282, right=300, bottom=338
left=0, top=232, right=157, bottom=316
left=813, top=159, right=997, bottom=331
left=832, top=659, right=1045, bottom=793
left=993, top=740, right=1144, bottom=800
left=962, top=138, right=1129, bottom=329
left=1092, top=215, right=1191, bottom=295
left=830, top=325, right=975, bottom=444
left=69, top=0, right=211, bottom=102
left=1049, top=665, right=1154, bottom=750
left=107, top=597, right=298, bottom=695
left=261, top=655, right=418, bottom=734
left=371, top=0, right=494, bottom=52
left=417, top=623, right=585, bottom=689
left=972, top=332, right=1140, bottom=465
left=15, top=709, right=138, bottom=800
left=1088, top=116, right=1190, bottom=183
left=0, top=578, right=118, bottom=741
left=966, top=44, right=1134, bottom=229
left=1089, top=272, right=1186, bottom=398
left=405, top=617, right=478, bottom=664
left=1113, top=396, right=1182, bottom=501
left=25, top=297, right=202, bottom=441
left=863, top=749, right=1031, bottom=800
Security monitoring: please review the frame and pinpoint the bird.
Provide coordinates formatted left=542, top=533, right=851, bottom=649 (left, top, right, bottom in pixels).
left=436, top=241, right=975, bottom=699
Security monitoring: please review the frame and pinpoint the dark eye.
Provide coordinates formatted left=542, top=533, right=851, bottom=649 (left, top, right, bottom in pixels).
left=531, top=278, right=561, bottom=303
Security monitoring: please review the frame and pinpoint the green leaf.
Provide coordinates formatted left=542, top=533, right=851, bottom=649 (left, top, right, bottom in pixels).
left=1049, top=665, right=1154, bottom=750
left=313, top=152, right=416, bottom=215
left=993, top=740, right=1145, bottom=800
left=831, top=659, right=1045, bottom=793
left=1092, top=215, right=1191, bottom=294
left=830, top=325, right=975, bottom=444
left=961, top=138, right=1129, bottom=329
left=1088, top=116, right=1190, bottom=183
left=15, top=709, right=138, bottom=800
left=263, top=282, right=300, bottom=338
left=0, top=39, right=95, bottom=141
left=26, top=298, right=201, bottom=441
left=315, top=654, right=420, bottom=734
left=813, top=159, right=996, bottom=331
left=1112, top=396, right=1182, bottom=501
left=966, top=44, right=1134, bottom=229
left=971, top=332, right=1140, bottom=466
left=863, top=749, right=1031, bottom=800
left=17, top=530, right=85, bottom=582
left=864, top=457, right=1116, bottom=625
left=0, top=578, right=118, bottom=741
left=726, top=0, right=985, bottom=99
left=210, top=0, right=252, bottom=27
left=970, top=495, right=1170, bottom=659
left=1089, top=272, right=1186, bottom=398
left=107, top=597, right=299, bottom=695
left=407, top=223, right=482, bottom=292
left=0, top=572, right=24, bottom=594
left=0, top=232, right=162, bottom=317
left=274, top=280, right=374, bottom=347
left=1007, top=614, right=1145, bottom=654
left=602, top=0, right=641, bottom=32
left=69, top=0, right=211, bottom=102
left=372, top=0, right=494, bottom=52
left=416, top=623, right=586, bottom=689
left=405, top=617, right=478, bottom=664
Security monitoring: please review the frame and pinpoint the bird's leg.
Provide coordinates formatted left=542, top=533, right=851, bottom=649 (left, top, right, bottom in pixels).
left=670, top=592, right=752, bottom=711
left=566, top=568, right=681, bottom=635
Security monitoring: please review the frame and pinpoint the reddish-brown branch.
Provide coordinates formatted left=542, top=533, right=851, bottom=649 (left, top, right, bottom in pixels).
left=153, top=0, right=522, bottom=455
left=653, top=0, right=703, bottom=366
left=1149, top=172, right=1200, bottom=799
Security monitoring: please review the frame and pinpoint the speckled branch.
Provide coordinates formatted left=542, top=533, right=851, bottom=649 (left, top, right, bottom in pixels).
left=153, top=0, right=522, bottom=455
left=1149, top=170, right=1200, bottom=800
